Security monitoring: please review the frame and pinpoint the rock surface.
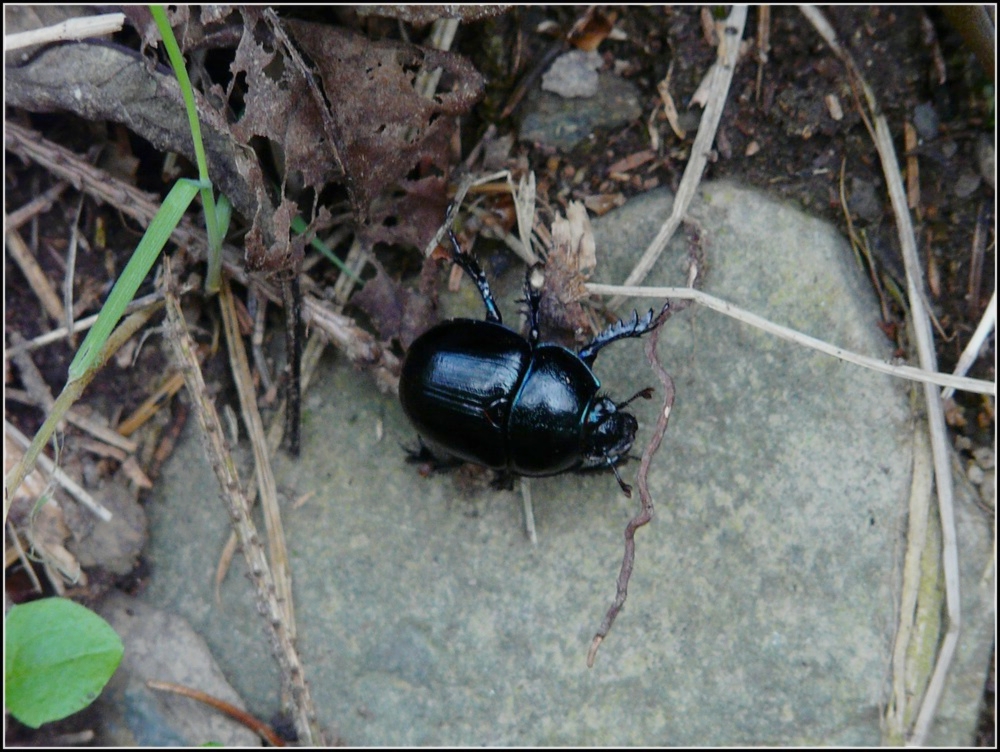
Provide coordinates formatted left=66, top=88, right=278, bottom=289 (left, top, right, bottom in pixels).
left=142, top=183, right=993, bottom=745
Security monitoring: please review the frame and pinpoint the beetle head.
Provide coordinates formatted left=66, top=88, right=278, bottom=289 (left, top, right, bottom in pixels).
left=582, top=397, right=638, bottom=469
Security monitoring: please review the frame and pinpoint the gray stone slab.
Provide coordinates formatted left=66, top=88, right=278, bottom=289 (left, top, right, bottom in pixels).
left=141, top=182, right=991, bottom=745
left=95, top=592, right=260, bottom=746
left=520, top=71, right=642, bottom=150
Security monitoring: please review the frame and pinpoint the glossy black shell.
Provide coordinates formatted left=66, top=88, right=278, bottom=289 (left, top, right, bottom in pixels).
left=399, top=319, right=603, bottom=476
left=399, top=230, right=666, bottom=490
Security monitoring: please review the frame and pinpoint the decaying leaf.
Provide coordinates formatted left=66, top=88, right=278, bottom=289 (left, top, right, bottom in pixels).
left=229, top=13, right=344, bottom=197
left=30, top=500, right=84, bottom=586
left=366, top=176, right=452, bottom=251
left=5, top=20, right=282, bottom=270
left=567, top=8, right=616, bottom=52
left=540, top=202, right=597, bottom=342
left=352, top=255, right=441, bottom=350
left=285, top=19, right=484, bottom=221
left=8, top=8, right=484, bottom=275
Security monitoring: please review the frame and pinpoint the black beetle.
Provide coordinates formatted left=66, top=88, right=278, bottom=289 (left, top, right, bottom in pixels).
left=399, top=231, right=668, bottom=496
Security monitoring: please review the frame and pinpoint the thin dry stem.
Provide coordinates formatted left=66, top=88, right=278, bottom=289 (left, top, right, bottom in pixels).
left=162, top=265, right=322, bottom=745
left=4, top=11, right=125, bottom=51
left=886, top=426, right=935, bottom=740
left=6, top=181, right=70, bottom=231
left=216, top=330, right=328, bottom=604
left=6, top=225, right=66, bottom=324
left=941, top=291, right=996, bottom=402
left=219, top=277, right=296, bottom=640
left=146, top=679, right=286, bottom=746
left=587, top=284, right=994, bottom=396
left=4, top=121, right=397, bottom=388
left=799, top=6, right=965, bottom=744
left=612, top=6, right=747, bottom=309
left=116, top=372, right=186, bottom=438
left=5, top=421, right=112, bottom=522
left=4, top=304, right=161, bottom=523
left=4, top=289, right=175, bottom=357
left=5, top=388, right=138, bottom=454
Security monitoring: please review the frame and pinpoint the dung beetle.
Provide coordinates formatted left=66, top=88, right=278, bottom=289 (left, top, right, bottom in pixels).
left=399, top=231, right=668, bottom=496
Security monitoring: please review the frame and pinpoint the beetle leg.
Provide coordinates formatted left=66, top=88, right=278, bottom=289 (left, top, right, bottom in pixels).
left=405, top=436, right=464, bottom=473
left=448, top=230, right=503, bottom=324
left=578, top=301, right=671, bottom=366
left=522, top=264, right=544, bottom=345
left=490, top=469, right=517, bottom=492
left=607, top=456, right=633, bottom=497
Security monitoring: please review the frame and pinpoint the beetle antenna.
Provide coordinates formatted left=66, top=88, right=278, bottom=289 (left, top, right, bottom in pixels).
left=616, top=386, right=654, bottom=410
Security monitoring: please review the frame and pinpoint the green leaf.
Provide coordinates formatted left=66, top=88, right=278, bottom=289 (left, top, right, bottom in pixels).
left=5, top=598, right=124, bottom=728
left=67, top=178, right=201, bottom=382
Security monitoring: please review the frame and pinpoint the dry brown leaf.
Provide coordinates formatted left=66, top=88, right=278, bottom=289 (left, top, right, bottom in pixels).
left=567, top=8, right=615, bottom=52
left=285, top=20, right=484, bottom=220
left=28, top=500, right=84, bottom=586
left=541, top=204, right=597, bottom=342
left=353, top=256, right=440, bottom=350
left=657, top=70, right=686, bottom=139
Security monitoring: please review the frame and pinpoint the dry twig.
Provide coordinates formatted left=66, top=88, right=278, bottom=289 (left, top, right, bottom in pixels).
left=5, top=225, right=66, bottom=324
left=146, top=679, right=286, bottom=747
left=219, top=276, right=296, bottom=639
left=4, top=304, right=161, bottom=523
left=5, top=421, right=112, bottom=522
left=6, top=181, right=70, bottom=232
left=4, top=11, right=125, bottom=51
left=612, top=5, right=747, bottom=308
left=798, top=6, right=966, bottom=744
left=4, top=122, right=397, bottom=388
left=587, top=284, right=994, bottom=397
left=162, top=262, right=323, bottom=745
left=588, top=304, right=677, bottom=666
left=215, top=330, right=328, bottom=603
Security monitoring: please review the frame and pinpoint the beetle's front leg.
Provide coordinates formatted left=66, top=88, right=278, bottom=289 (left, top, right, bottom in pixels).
left=448, top=230, right=503, bottom=325
left=578, top=301, right=671, bottom=366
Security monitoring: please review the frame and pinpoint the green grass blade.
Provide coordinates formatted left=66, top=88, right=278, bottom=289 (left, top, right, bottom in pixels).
left=289, top=215, right=361, bottom=282
left=150, top=5, right=223, bottom=292
left=149, top=5, right=208, bottom=180
left=67, top=178, right=201, bottom=382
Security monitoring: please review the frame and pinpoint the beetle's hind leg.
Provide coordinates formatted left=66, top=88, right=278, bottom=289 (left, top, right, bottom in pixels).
left=447, top=230, right=502, bottom=325
left=405, top=436, right=465, bottom=474
left=490, top=469, right=517, bottom=492
left=578, top=301, right=671, bottom=366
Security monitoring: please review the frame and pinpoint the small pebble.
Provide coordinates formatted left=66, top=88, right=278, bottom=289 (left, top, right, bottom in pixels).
left=972, top=446, right=995, bottom=470
left=849, top=177, right=881, bottom=223
left=542, top=50, right=602, bottom=99
left=953, top=172, right=981, bottom=199
left=912, top=102, right=939, bottom=140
